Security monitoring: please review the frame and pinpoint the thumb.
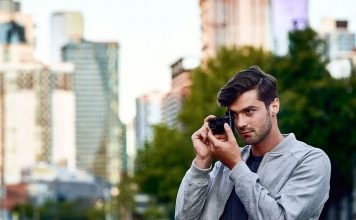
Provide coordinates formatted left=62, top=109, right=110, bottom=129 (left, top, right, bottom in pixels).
left=224, top=123, right=235, bottom=140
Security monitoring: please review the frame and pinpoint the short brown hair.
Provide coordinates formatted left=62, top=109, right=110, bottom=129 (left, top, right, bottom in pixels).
left=217, top=66, right=278, bottom=108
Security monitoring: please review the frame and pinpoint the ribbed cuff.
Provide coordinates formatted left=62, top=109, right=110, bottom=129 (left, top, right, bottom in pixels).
left=187, top=160, right=212, bottom=185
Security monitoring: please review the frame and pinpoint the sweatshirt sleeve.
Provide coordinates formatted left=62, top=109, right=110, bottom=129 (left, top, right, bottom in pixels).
left=229, top=149, right=331, bottom=220
left=175, top=160, right=219, bottom=220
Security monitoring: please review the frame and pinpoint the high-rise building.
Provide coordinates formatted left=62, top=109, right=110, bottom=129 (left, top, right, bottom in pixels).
left=0, top=0, right=35, bottom=63
left=0, top=63, right=74, bottom=184
left=50, top=12, right=83, bottom=63
left=199, top=0, right=270, bottom=60
left=0, top=0, right=75, bottom=185
left=62, top=40, right=122, bottom=184
left=135, top=91, right=165, bottom=149
left=51, top=64, right=76, bottom=168
left=0, top=0, right=20, bottom=13
left=162, top=58, right=198, bottom=129
left=270, top=0, right=308, bottom=55
left=320, top=19, right=356, bottom=60
left=320, top=19, right=356, bottom=78
left=125, top=119, right=136, bottom=176
left=199, top=0, right=308, bottom=58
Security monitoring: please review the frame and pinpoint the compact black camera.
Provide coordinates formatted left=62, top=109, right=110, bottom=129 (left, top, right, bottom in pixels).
left=208, top=111, right=234, bottom=135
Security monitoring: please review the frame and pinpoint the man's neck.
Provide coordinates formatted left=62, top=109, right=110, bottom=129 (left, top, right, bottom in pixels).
left=251, top=126, right=283, bottom=156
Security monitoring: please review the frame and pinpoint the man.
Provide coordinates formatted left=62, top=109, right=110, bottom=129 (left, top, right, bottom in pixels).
left=175, top=66, right=331, bottom=220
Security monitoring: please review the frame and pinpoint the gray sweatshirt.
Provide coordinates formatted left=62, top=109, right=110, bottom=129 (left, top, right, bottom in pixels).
left=175, top=133, right=331, bottom=220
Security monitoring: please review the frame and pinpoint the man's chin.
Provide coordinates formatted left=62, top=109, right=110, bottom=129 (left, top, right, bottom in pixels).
left=242, top=137, right=259, bottom=145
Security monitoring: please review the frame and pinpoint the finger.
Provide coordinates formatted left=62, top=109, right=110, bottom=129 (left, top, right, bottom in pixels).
left=224, top=123, right=235, bottom=141
left=200, top=124, right=209, bottom=142
left=200, top=129, right=207, bottom=142
left=191, top=130, right=200, bottom=140
left=204, top=115, right=216, bottom=123
left=206, top=139, right=212, bottom=151
left=207, top=129, right=220, bottom=146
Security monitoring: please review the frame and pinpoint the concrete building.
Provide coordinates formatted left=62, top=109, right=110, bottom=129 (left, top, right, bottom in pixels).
left=0, top=0, right=20, bottom=13
left=320, top=19, right=356, bottom=78
left=62, top=40, right=122, bottom=184
left=162, top=58, right=198, bottom=129
left=320, top=19, right=355, bottom=60
left=0, top=0, right=35, bottom=63
left=50, top=12, right=83, bottom=63
left=135, top=91, right=165, bottom=149
left=199, top=0, right=270, bottom=60
left=0, top=63, right=74, bottom=184
left=199, top=0, right=309, bottom=58
left=125, top=119, right=136, bottom=176
left=0, top=0, right=76, bottom=185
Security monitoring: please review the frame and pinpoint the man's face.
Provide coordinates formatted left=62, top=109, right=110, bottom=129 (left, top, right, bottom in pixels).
left=229, top=90, right=272, bottom=145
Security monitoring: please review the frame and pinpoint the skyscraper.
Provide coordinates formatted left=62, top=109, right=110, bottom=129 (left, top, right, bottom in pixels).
left=62, top=40, right=122, bottom=184
left=270, top=0, right=309, bottom=55
left=320, top=19, right=356, bottom=78
left=0, top=0, right=35, bottom=63
left=0, top=0, right=76, bottom=185
left=50, top=12, right=83, bottom=63
left=135, top=91, right=165, bottom=149
left=320, top=19, right=356, bottom=60
left=0, top=63, right=74, bottom=184
left=0, top=0, right=20, bottom=13
left=199, top=0, right=270, bottom=59
left=162, top=58, right=198, bottom=129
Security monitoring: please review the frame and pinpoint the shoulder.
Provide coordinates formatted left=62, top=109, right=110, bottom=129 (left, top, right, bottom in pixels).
left=289, top=139, right=331, bottom=173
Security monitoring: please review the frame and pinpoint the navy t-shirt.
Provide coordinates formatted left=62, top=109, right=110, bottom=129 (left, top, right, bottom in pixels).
left=219, top=152, right=264, bottom=220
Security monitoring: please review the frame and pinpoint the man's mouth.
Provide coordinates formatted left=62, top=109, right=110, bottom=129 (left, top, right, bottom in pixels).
left=239, top=131, right=253, bottom=137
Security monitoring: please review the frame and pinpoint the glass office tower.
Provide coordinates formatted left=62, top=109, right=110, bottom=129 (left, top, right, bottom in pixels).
left=62, top=41, right=121, bottom=184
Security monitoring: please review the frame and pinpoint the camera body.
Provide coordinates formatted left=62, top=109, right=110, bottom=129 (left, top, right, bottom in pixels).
left=208, top=111, right=234, bottom=135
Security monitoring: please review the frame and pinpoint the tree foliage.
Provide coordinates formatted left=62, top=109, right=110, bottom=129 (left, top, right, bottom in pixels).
left=272, top=28, right=356, bottom=181
left=135, top=125, right=192, bottom=206
left=14, top=200, right=105, bottom=220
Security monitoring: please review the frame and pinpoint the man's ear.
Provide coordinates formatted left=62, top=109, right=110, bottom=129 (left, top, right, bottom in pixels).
left=270, top=98, right=279, bottom=116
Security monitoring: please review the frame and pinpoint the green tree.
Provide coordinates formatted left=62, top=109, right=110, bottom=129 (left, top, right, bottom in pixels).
left=135, top=124, right=192, bottom=217
left=117, top=173, right=136, bottom=219
left=273, top=28, right=356, bottom=182
left=14, top=200, right=106, bottom=220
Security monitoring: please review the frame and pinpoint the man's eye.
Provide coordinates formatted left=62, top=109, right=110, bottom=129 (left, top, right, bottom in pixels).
left=245, top=109, right=253, bottom=115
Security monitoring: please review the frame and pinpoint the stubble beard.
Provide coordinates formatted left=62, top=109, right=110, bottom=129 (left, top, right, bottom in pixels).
left=240, top=114, right=272, bottom=145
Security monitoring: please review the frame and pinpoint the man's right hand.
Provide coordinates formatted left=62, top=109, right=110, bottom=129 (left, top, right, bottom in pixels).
left=191, top=115, right=216, bottom=169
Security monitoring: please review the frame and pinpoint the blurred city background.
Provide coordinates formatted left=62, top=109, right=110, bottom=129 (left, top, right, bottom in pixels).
left=0, top=0, right=355, bottom=219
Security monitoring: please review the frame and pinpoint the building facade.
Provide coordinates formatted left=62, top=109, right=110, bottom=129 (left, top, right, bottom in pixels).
left=199, top=0, right=309, bottom=58
left=135, top=91, right=165, bottom=149
left=0, top=0, right=76, bottom=184
left=0, top=63, right=74, bottom=184
left=199, top=0, right=270, bottom=60
left=62, top=41, right=122, bottom=184
left=320, top=19, right=356, bottom=78
left=162, top=58, right=198, bottom=129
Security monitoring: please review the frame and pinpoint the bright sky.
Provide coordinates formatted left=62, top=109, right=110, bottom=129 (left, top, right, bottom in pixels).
left=19, top=0, right=356, bottom=123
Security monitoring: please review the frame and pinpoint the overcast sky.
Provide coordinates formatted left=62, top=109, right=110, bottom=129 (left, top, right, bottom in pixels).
left=19, top=0, right=356, bottom=123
